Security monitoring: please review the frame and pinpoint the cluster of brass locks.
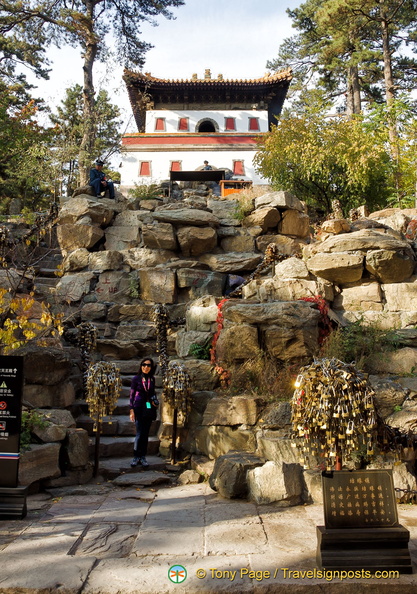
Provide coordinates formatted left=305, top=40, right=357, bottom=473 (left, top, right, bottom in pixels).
left=76, top=322, right=98, bottom=393
left=152, top=304, right=169, bottom=379
left=228, top=243, right=294, bottom=297
left=85, top=361, right=121, bottom=431
left=163, top=362, right=192, bottom=415
left=291, top=358, right=383, bottom=470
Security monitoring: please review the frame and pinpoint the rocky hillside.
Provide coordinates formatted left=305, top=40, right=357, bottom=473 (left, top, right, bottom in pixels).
left=10, top=186, right=417, bottom=502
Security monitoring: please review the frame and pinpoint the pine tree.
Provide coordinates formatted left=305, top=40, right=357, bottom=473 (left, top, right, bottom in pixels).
left=0, top=1, right=184, bottom=183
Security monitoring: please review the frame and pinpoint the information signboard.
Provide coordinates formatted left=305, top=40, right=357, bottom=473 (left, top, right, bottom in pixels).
left=0, top=356, right=24, bottom=488
left=322, top=469, right=398, bottom=529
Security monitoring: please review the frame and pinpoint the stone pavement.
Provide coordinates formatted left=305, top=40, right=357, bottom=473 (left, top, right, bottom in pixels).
left=1, top=477, right=417, bottom=593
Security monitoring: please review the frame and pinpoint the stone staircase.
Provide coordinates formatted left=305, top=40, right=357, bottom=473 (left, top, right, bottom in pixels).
left=31, top=246, right=63, bottom=299
left=74, top=357, right=166, bottom=478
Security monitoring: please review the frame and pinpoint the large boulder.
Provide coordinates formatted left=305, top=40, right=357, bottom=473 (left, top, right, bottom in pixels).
left=333, top=282, right=384, bottom=311
left=19, top=443, right=61, bottom=486
left=55, top=272, right=95, bottom=303
left=176, top=226, right=217, bottom=256
left=65, top=428, right=89, bottom=469
left=22, top=347, right=72, bottom=385
left=278, top=209, right=310, bottom=238
left=153, top=208, right=220, bottom=227
left=195, top=426, right=256, bottom=459
left=254, top=190, right=304, bottom=212
left=104, top=226, right=140, bottom=250
left=243, top=207, right=280, bottom=232
left=177, top=268, right=225, bottom=298
left=57, top=196, right=115, bottom=226
left=199, top=252, right=262, bottom=272
left=202, top=396, right=262, bottom=426
left=209, top=451, right=264, bottom=498
left=207, top=198, right=240, bottom=226
left=57, top=224, right=104, bottom=251
left=306, top=252, right=364, bottom=284
left=94, top=270, right=131, bottom=303
left=89, top=251, right=123, bottom=272
left=305, top=229, right=413, bottom=256
left=384, top=279, right=417, bottom=311
left=186, top=295, right=219, bottom=332
left=142, top=222, right=177, bottom=250
left=215, top=324, right=260, bottom=363
left=138, top=268, right=176, bottom=304
left=121, top=247, right=177, bottom=269
left=23, top=382, right=75, bottom=408
left=367, top=347, right=417, bottom=376
left=365, top=249, right=415, bottom=283
left=247, top=461, right=303, bottom=505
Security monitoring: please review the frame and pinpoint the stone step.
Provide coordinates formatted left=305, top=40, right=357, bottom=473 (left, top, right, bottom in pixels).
left=38, top=267, right=61, bottom=277
left=89, top=435, right=160, bottom=458
left=97, top=455, right=167, bottom=479
left=33, top=277, right=59, bottom=287
left=78, top=414, right=160, bottom=437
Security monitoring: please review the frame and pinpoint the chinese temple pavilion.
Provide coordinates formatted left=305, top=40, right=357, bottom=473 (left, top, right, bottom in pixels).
left=120, top=68, right=292, bottom=191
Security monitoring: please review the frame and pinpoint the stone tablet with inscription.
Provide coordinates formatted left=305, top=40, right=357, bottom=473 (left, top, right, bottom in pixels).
left=322, top=469, right=398, bottom=529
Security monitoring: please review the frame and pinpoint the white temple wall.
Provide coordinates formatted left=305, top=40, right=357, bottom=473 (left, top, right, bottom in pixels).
left=145, top=110, right=268, bottom=133
left=120, top=148, right=268, bottom=190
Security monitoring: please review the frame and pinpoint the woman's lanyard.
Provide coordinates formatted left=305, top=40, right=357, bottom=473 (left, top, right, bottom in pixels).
left=142, top=377, right=151, bottom=392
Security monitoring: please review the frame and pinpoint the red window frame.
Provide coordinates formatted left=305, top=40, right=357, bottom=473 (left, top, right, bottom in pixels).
left=139, top=161, right=151, bottom=176
left=155, top=117, right=166, bottom=131
left=248, top=117, right=260, bottom=131
left=233, top=160, right=245, bottom=176
left=225, top=117, right=236, bottom=131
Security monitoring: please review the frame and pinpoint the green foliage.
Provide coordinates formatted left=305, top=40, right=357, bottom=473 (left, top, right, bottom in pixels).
left=50, top=84, right=122, bottom=196
left=254, top=112, right=391, bottom=214
left=188, top=340, right=211, bottom=360
left=128, top=182, right=161, bottom=201
left=0, top=85, right=56, bottom=210
left=321, top=319, right=399, bottom=371
left=268, top=0, right=417, bottom=114
left=1, top=1, right=185, bottom=178
left=128, top=272, right=140, bottom=299
left=20, top=410, right=49, bottom=452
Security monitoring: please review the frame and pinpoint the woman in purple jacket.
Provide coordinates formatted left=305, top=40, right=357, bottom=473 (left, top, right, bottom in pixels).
left=129, top=357, right=159, bottom=468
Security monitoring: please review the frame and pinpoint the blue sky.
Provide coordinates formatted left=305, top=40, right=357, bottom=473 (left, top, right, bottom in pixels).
left=30, top=0, right=301, bottom=119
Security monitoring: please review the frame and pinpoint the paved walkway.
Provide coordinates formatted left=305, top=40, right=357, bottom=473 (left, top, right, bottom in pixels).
left=1, top=478, right=417, bottom=593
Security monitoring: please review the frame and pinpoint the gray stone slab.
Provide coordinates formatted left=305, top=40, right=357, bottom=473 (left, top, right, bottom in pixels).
left=205, top=520, right=268, bottom=556
left=1, top=522, right=85, bottom=556
left=104, top=488, right=157, bottom=502
left=71, top=522, right=139, bottom=558
left=91, top=498, right=150, bottom=523
left=113, top=470, right=171, bottom=487
left=83, top=555, right=253, bottom=593
left=156, top=482, right=212, bottom=500
left=43, top=503, right=102, bottom=523
left=131, top=524, right=204, bottom=557
left=143, top=505, right=204, bottom=528
left=205, top=500, right=261, bottom=525
left=0, top=553, right=95, bottom=591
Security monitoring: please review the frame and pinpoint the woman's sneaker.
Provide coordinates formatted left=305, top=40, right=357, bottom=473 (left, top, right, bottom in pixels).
left=130, top=457, right=139, bottom=467
left=139, top=457, right=149, bottom=468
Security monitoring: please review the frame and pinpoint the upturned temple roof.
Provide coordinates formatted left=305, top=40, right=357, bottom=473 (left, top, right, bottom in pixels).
left=123, top=69, right=292, bottom=86
left=123, top=68, right=293, bottom=132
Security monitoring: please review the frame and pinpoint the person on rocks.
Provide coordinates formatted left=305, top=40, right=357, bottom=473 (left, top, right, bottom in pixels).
left=129, top=357, right=159, bottom=468
left=89, top=159, right=115, bottom=199
left=203, top=159, right=212, bottom=170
